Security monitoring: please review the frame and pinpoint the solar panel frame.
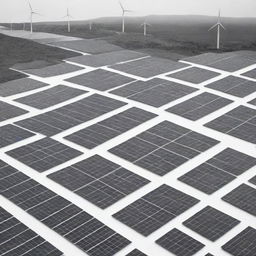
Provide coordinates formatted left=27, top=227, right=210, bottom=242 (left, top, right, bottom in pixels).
left=113, top=184, right=199, bottom=236
left=65, top=107, right=157, bottom=149
left=156, top=228, right=205, bottom=256
left=166, top=92, right=233, bottom=120
left=15, top=85, right=87, bottom=109
left=6, top=137, right=82, bottom=172
left=222, top=226, right=256, bottom=256
left=183, top=206, right=240, bottom=241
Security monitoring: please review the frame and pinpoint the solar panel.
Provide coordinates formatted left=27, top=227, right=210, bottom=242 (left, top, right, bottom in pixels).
left=66, top=69, right=134, bottom=91
left=249, top=98, right=256, bottom=106
left=50, top=39, right=122, bottom=54
left=126, top=249, right=148, bottom=256
left=222, top=184, right=256, bottom=216
left=183, top=206, right=240, bottom=241
left=109, top=121, right=219, bottom=176
left=249, top=175, right=256, bottom=185
left=22, top=63, right=84, bottom=77
left=0, top=162, right=131, bottom=255
left=110, top=57, right=189, bottom=78
left=183, top=53, right=256, bottom=72
left=0, top=207, right=63, bottom=256
left=67, top=50, right=147, bottom=67
left=0, top=101, right=28, bottom=122
left=205, top=106, right=256, bottom=143
left=156, top=228, right=205, bottom=256
left=15, top=94, right=126, bottom=136
left=167, top=67, right=219, bottom=84
left=222, top=227, right=256, bottom=256
left=0, top=124, right=35, bottom=148
left=241, top=68, right=256, bottom=79
left=178, top=148, right=255, bottom=194
left=166, top=92, right=233, bottom=120
left=113, top=184, right=199, bottom=236
left=111, top=78, right=197, bottom=107
left=65, top=107, right=157, bottom=149
left=15, top=85, right=87, bottom=109
left=0, top=78, right=49, bottom=97
left=206, top=76, right=256, bottom=98
left=6, top=137, right=82, bottom=172
left=48, top=155, right=149, bottom=209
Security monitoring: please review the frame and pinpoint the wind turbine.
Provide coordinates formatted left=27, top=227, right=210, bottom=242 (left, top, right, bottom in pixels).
left=141, top=21, right=151, bottom=36
left=28, top=1, right=40, bottom=33
left=63, top=8, right=72, bottom=33
left=209, top=9, right=225, bottom=49
left=119, top=1, right=132, bottom=33
left=89, top=21, right=92, bottom=31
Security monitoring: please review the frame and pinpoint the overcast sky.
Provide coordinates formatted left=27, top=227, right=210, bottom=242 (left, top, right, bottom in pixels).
left=1, top=0, right=255, bottom=22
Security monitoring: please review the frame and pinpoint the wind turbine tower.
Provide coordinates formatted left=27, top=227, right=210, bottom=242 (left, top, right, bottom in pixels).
left=28, top=1, right=40, bottom=33
left=63, top=8, right=72, bottom=33
left=141, top=21, right=151, bottom=36
left=209, top=9, right=225, bottom=49
left=119, top=1, right=131, bottom=33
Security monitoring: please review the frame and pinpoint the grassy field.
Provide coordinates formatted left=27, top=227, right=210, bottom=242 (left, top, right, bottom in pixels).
left=0, top=33, right=80, bottom=83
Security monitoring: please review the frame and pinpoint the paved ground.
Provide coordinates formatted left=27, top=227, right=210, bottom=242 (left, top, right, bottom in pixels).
left=0, top=28, right=256, bottom=256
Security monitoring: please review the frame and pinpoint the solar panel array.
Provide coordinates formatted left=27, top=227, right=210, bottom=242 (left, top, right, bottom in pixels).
left=0, top=207, right=63, bottom=256
left=1, top=36, right=256, bottom=256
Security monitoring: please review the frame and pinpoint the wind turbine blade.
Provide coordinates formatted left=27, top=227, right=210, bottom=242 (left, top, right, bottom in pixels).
left=220, top=23, right=226, bottom=30
left=208, top=23, right=218, bottom=31
left=28, top=0, right=32, bottom=11
left=125, top=9, right=133, bottom=13
left=119, top=1, right=124, bottom=11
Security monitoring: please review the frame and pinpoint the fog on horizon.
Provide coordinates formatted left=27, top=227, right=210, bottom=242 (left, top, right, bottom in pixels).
left=0, top=0, right=255, bottom=23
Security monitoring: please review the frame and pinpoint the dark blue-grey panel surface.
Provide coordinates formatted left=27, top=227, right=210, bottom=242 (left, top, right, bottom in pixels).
left=205, top=106, right=256, bottom=143
left=110, top=57, right=189, bottom=78
left=0, top=162, right=131, bottom=255
left=15, top=85, right=87, bottom=109
left=23, top=63, right=84, bottom=77
left=206, top=76, right=256, bottom=97
left=178, top=148, right=256, bottom=194
left=156, top=228, right=205, bottom=256
left=0, top=207, right=63, bottom=256
left=222, top=184, right=256, bottom=216
left=6, top=137, right=82, bottom=172
left=0, top=78, right=49, bottom=97
left=0, top=101, right=28, bottom=122
left=66, top=69, right=134, bottom=91
left=113, top=184, right=199, bottom=236
left=183, top=206, right=240, bottom=241
left=15, top=94, right=126, bottom=136
left=167, top=67, right=219, bottom=84
left=111, top=78, right=197, bottom=107
left=241, top=68, right=256, bottom=79
left=67, top=50, right=147, bottom=67
left=0, top=124, right=34, bottom=148
left=50, top=39, right=123, bottom=54
left=48, top=155, right=149, bottom=209
left=126, top=249, right=148, bottom=256
left=183, top=52, right=256, bottom=72
left=166, top=92, right=233, bottom=120
left=249, top=98, right=256, bottom=106
left=65, top=107, right=157, bottom=149
left=109, top=121, right=219, bottom=176
left=222, top=227, right=256, bottom=256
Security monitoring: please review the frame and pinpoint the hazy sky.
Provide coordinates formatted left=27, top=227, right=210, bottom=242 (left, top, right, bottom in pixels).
left=1, top=0, right=255, bottom=22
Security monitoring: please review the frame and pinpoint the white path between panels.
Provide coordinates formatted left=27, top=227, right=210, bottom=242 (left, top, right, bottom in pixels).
left=0, top=32, right=256, bottom=256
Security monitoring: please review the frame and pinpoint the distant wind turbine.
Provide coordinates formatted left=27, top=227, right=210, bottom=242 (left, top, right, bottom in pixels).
left=63, top=8, right=72, bottom=32
left=209, top=9, right=225, bottom=49
left=141, top=21, right=151, bottom=36
left=119, top=1, right=132, bottom=33
left=89, top=21, right=92, bottom=31
left=28, top=1, right=40, bottom=33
